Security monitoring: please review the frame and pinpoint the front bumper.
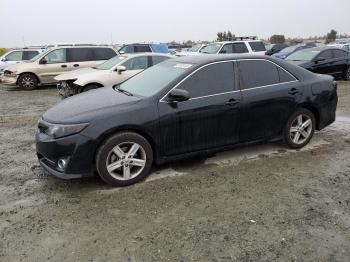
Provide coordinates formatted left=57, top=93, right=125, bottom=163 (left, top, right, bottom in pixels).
left=36, top=125, right=97, bottom=179
left=1, top=75, right=18, bottom=86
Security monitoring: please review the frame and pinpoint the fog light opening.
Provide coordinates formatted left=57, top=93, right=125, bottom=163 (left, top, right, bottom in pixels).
left=57, top=159, right=67, bottom=170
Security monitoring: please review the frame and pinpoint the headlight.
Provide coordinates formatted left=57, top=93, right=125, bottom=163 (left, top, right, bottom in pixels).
left=46, top=123, right=89, bottom=138
left=4, top=70, right=17, bottom=77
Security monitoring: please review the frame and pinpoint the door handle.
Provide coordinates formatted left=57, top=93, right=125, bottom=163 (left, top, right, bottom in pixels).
left=73, top=64, right=79, bottom=67
left=225, top=99, right=239, bottom=106
left=61, top=65, right=67, bottom=68
left=288, top=88, right=299, bottom=95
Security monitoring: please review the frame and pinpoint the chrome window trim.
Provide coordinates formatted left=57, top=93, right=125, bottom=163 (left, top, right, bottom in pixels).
left=159, top=58, right=299, bottom=103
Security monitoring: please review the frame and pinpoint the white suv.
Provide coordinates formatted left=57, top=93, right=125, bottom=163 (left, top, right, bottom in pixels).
left=0, top=48, right=45, bottom=74
left=199, top=38, right=266, bottom=55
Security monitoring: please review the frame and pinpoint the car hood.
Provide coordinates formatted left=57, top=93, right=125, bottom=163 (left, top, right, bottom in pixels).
left=42, top=87, right=142, bottom=124
left=55, top=68, right=100, bottom=81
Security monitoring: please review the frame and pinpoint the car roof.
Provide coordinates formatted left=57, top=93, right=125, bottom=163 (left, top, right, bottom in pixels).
left=209, top=40, right=263, bottom=45
left=119, top=52, right=173, bottom=58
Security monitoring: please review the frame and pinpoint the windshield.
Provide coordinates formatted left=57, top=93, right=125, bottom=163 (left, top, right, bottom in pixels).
left=280, top=45, right=299, bottom=53
left=286, top=49, right=320, bottom=61
left=188, top=44, right=202, bottom=52
left=200, top=43, right=222, bottom=54
left=96, top=56, right=126, bottom=70
left=117, top=61, right=191, bottom=97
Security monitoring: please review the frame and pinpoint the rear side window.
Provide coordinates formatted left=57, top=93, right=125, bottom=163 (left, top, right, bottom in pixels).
left=333, top=49, right=348, bottom=58
left=239, top=60, right=280, bottom=89
left=6, top=51, right=23, bottom=61
left=249, top=41, right=266, bottom=52
left=23, top=51, right=39, bottom=60
left=278, top=67, right=296, bottom=83
left=177, top=62, right=235, bottom=98
left=68, top=48, right=94, bottom=62
left=135, top=45, right=152, bottom=52
left=232, top=43, right=249, bottom=53
left=93, top=48, right=116, bottom=60
left=151, top=56, right=169, bottom=66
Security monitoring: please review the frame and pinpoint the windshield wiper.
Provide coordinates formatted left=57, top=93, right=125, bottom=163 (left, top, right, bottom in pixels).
left=116, top=86, right=133, bottom=96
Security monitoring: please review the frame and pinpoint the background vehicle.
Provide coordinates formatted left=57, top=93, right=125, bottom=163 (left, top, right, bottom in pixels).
left=265, top=43, right=288, bottom=56
left=272, top=43, right=316, bottom=59
left=36, top=55, right=337, bottom=186
left=199, top=37, right=266, bottom=55
left=327, top=42, right=350, bottom=52
left=0, top=48, right=45, bottom=74
left=286, top=47, right=350, bottom=80
left=55, top=53, right=173, bottom=97
left=118, top=43, right=169, bottom=54
left=1, top=45, right=117, bottom=90
left=175, top=44, right=207, bottom=56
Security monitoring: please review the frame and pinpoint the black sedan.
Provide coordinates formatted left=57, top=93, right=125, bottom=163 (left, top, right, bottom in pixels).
left=36, top=55, right=338, bottom=186
left=265, top=43, right=288, bottom=56
left=286, top=47, right=350, bottom=80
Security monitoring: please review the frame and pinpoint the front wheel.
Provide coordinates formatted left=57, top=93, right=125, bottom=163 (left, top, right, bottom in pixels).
left=343, top=66, right=350, bottom=81
left=96, top=132, right=153, bottom=186
left=18, top=74, right=38, bottom=90
left=283, top=108, right=315, bottom=149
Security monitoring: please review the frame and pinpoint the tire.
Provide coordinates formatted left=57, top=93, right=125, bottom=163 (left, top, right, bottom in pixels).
left=18, top=74, right=38, bottom=90
left=343, top=66, right=350, bottom=81
left=82, top=84, right=100, bottom=93
left=283, top=108, right=315, bottom=149
left=96, top=132, right=153, bottom=186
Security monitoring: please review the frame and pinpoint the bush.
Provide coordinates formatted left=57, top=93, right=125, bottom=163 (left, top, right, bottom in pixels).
left=0, top=48, right=8, bottom=56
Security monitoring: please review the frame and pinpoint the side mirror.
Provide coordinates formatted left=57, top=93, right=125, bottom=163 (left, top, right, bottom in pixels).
left=119, top=51, right=125, bottom=54
left=168, top=89, right=190, bottom=103
left=219, top=50, right=227, bottom=54
left=1, top=58, right=7, bottom=62
left=39, top=58, right=47, bottom=64
left=115, top=65, right=126, bottom=74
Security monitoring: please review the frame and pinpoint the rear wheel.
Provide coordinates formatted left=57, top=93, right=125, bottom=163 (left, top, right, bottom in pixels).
left=283, top=108, right=315, bottom=149
left=343, top=66, right=350, bottom=80
left=18, top=74, right=38, bottom=90
left=96, top=132, right=153, bottom=186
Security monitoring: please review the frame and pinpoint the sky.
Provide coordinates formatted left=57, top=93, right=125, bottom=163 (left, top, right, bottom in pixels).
left=0, top=0, right=349, bottom=47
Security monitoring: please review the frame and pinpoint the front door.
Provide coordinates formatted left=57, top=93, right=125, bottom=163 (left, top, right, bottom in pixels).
left=38, top=48, right=70, bottom=83
left=158, top=61, right=241, bottom=156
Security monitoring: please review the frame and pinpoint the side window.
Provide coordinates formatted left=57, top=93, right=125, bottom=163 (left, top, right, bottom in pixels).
left=343, top=45, right=350, bottom=52
left=318, top=50, right=333, bottom=60
left=232, top=43, right=249, bottom=53
left=44, top=49, right=66, bottom=64
left=278, top=67, right=296, bottom=83
left=68, top=48, right=94, bottom=62
left=122, top=56, right=148, bottom=70
left=249, top=41, right=266, bottom=52
left=333, top=49, right=347, bottom=58
left=119, top=45, right=134, bottom=53
left=93, top=48, right=116, bottom=60
left=219, top=44, right=233, bottom=54
left=151, top=56, right=169, bottom=66
left=135, top=45, right=152, bottom=52
left=6, top=51, right=23, bottom=61
left=239, top=60, right=280, bottom=89
left=23, top=51, right=39, bottom=60
left=177, top=62, right=234, bottom=98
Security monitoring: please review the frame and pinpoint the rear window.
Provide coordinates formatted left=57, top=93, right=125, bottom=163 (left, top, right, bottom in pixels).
left=93, top=48, right=116, bottom=60
left=249, top=41, right=266, bottom=52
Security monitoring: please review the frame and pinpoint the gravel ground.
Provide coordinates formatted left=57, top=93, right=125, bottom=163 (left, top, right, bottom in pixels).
left=0, top=81, right=350, bottom=262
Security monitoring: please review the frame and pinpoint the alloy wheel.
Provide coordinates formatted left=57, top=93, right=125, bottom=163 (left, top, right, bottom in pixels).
left=106, top=142, right=146, bottom=181
left=21, top=76, right=35, bottom=89
left=289, top=114, right=313, bottom=145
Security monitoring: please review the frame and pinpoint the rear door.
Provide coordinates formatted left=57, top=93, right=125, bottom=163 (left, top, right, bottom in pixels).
left=158, top=61, right=241, bottom=156
left=238, top=59, right=300, bottom=141
left=67, top=48, right=95, bottom=70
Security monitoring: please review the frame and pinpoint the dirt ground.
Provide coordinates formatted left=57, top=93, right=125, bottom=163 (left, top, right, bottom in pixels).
left=0, top=81, right=349, bottom=262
